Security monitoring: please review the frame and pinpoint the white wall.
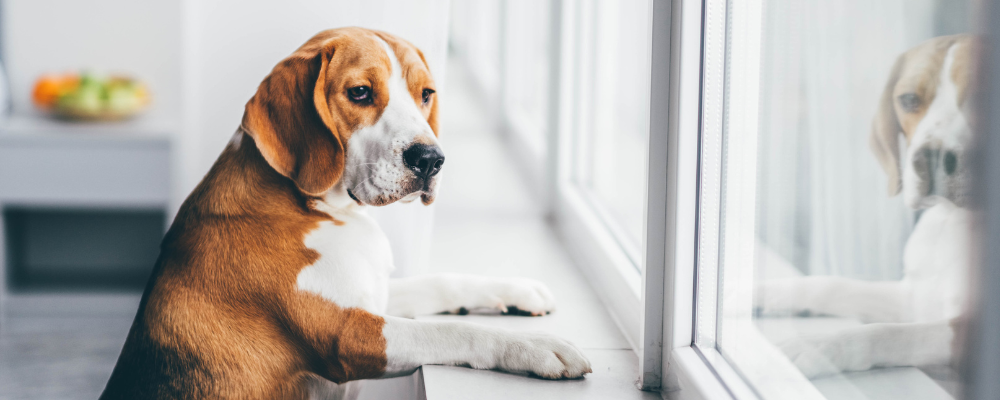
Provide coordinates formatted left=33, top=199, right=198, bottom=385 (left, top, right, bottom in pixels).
left=2, top=0, right=183, bottom=120
left=179, top=0, right=451, bottom=276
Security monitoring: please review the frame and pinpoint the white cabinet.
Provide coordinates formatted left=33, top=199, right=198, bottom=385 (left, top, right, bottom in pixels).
left=0, top=114, right=174, bottom=300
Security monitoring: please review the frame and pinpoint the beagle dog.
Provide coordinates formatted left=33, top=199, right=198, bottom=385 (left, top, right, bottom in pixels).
left=757, top=35, right=976, bottom=378
left=99, top=28, right=590, bottom=400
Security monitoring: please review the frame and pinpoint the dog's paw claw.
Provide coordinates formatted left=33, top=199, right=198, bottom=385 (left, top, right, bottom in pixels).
left=501, top=333, right=591, bottom=379
left=490, top=278, right=556, bottom=317
left=502, top=305, right=542, bottom=317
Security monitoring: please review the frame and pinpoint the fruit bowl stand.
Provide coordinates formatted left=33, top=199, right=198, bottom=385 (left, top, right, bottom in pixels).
left=0, top=112, right=175, bottom=319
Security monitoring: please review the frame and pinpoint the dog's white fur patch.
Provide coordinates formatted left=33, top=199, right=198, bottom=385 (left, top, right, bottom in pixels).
left=386, top=274, right=556, bottom=318
left=779, top=320, right=954, bottom=377
left=902, top=43, right=972, bottom=209
left=381, top=316, right=591, bottom=379
left=295, top=186, right=393, bottom=313
left=902, top=200, right=970, bottom=322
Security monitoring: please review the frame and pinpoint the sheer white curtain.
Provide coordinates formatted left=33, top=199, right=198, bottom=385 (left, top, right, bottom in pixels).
left=755, top=0, right=952, bottom=280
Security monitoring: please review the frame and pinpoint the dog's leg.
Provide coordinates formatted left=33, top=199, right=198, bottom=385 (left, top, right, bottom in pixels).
left=756, top=276, right=910, bottom=323
left=381, top=316, right=591, bottom=379
left=285, top=293, right=589, bottom=388
left=386, top=274, right=556, bottom=318
left=779, top=319, right=955, bottom=378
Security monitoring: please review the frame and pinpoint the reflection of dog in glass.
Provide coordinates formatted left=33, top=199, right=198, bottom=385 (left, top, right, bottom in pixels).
left=756, top=34, right=975, bottom=378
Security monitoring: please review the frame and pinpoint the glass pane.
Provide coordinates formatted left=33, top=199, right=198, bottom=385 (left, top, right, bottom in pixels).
left=571, top=0, right=651, bottom=263
left=716, top=0, right=975, bottom=399
left=503, top=0, right=552, bottom=154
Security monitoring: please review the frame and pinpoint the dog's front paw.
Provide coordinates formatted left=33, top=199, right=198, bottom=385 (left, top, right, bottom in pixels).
left=447, top=277, right=556, bottom=316
left=498, top=332, right=592, bottom=379
left=487, top=277, right=557, bottom=316
left=779, top=334, right=872, bottom=378
left=755, top=278, right=809, bottom=317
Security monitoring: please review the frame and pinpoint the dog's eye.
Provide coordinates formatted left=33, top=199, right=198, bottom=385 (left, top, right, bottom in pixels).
left=348, top=86, right=372, bottom=103
left=422, top=88, right=435, bottom=105
left=897, top=93, right=921, bottom=113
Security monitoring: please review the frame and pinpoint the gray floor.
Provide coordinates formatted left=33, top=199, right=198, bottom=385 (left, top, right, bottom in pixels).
left=1, top=317, right=131, bottom=399
left=2, top=318, right=125, bottom=398
left=0, top=294, right=138, bottom=400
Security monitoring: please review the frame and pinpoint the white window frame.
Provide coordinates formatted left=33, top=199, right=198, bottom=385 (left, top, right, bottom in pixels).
left=545, top=0, right=767, bottom=395
left=641, top=0, right=769, bottom=397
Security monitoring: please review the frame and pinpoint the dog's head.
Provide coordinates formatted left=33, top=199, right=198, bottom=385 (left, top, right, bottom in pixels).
left=242, top=27, right=442, bottom=206
left=870, top=35, right=975, bottom=209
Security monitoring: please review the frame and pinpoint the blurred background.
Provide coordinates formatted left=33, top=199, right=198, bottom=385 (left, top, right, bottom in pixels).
left=0, top=0, right=651, bottom=398
left=3, top=0, right=988, bottom=399
left=0, top=0, right=452, bottom=398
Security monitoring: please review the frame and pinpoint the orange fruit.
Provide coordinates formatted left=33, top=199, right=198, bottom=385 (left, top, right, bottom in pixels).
left=32, top=74, right=80, bottom=109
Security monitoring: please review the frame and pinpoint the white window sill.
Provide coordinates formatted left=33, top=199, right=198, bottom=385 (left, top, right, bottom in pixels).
left=422, top=349, right=652, bottom=399
left=406, top=210, right=657, bottom=400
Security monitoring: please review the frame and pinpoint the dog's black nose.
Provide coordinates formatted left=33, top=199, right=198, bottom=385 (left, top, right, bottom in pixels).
left=943, top=150, right=957, bottom=175
left=403, top=143, right=445, bottom=179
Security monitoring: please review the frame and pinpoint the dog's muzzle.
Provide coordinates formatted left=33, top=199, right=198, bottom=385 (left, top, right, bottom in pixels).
left=403, top=143, right=445, bottom=187
left=911, top=141, right=967, bottom=206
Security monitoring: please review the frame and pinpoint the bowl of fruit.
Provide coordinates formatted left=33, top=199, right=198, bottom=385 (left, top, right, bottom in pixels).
left=32, top=72, right=149, bottom=121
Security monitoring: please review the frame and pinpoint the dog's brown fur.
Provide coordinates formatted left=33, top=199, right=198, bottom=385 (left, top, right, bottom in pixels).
left=100, top=27, right=438, bottom=400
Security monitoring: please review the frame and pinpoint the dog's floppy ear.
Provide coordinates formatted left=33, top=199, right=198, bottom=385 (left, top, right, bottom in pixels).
left=242, top=34, right=344, bottom=196
left=415, top=47, right=440, bottom=137
left=869, top=55, right=906, bottom=196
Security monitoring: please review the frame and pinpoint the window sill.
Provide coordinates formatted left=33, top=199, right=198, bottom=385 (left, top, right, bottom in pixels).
left=422, top=349, right=654, bottom=400
left=408, top=209, right=655, bottom=400
left=664, top=316, right=959, bottom=400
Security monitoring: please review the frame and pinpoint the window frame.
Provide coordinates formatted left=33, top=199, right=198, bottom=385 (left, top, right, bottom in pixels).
left=971, top=3, right=1000, bottom=394
left=546, top=0, right=767, bottom=395
left=644, top=0, right=765, bottom=397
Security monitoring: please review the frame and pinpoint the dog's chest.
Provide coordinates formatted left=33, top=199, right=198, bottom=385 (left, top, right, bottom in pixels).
left=295, top=211, right=393, bottom=314
left=904, top=202, right=970, bottom=320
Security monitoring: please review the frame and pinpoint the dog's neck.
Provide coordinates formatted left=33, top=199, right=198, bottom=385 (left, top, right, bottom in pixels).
left=179, top=133, right=316, bottom=219
left=311, top=183, right=364, bottom=216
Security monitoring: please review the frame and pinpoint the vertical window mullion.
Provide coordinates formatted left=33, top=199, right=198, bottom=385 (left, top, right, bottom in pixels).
left=694, top=0, right=728, bottom=351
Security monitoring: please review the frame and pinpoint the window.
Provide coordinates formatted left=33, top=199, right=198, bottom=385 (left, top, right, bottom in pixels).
left=457, top=0, right=999, bottom=397
left=450, top=2, right=654, bottom=352
left=455, top=0, right=1000, bottom=397
left=502, top=0, right=553, bottom=157
left=568, top=0, right=651, bottom=265
left=549, top=0, right=654, bottom=351
left=673, top=0, right=978, bottom=398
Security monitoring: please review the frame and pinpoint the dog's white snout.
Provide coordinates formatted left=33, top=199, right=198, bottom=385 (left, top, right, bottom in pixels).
left=908, top=139, right=967, bottom=208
